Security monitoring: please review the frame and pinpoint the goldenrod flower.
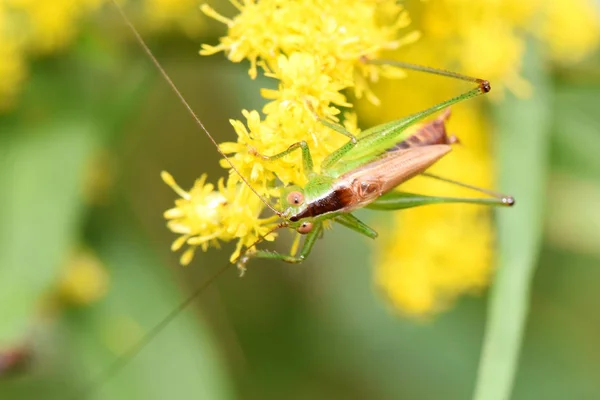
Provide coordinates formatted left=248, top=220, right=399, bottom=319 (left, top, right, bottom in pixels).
left=373, top=101, right=494, bottom=315
left=0, top=40, right=25, bottom=109
left=0, top=0, right=102, bottom=108
left=163, top=0, right=417, bottom=266
left=536, top=0, right=600, bottom=62
left=0, top=0, right=206, bottom=109
left=59, top=249, right=109, bottom=306
left=419, top=0, right=600, bottom=96
left=142, top=0, right=205, bottom=36
left=366, top=0, right=599, bottom=315
left=4, top=0, right=102, bottom=53
left=162, top=171, right=277, bottom=263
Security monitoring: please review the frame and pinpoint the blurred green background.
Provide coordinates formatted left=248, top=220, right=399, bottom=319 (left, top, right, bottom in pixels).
left=1, top=1, right=600, bottom=399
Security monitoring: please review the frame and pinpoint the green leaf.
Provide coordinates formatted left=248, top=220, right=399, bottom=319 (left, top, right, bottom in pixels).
left=0, top=121, right=98, bottom=345
left=473, top=42, right=552, bottom=400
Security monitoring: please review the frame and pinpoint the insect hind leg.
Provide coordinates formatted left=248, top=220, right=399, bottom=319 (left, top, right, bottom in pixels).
left=421, top=172, right=515, bottom=206
left=304, top=100, right=360, bottom=170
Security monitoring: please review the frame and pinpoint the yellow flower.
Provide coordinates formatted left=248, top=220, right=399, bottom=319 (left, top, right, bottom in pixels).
left=163, top=0, right=417, bottom=266
left=161, top=171, right=277, bottom=264
left=364, top=0, right=598, bottom=315
left=418, top=0, right=600, bottom=96
left=5, top=0, right=102, bottom=54
left=374, top=104, right=494, bottom=315
left=536, top=0, right=600, bottom=62
left=0, top=39, right=25, bottom=110
left=142, top=0, right=205, bottom=36
left=59, top=248, right=109, bottom=306
left=0, top=0, right=207, bottom=109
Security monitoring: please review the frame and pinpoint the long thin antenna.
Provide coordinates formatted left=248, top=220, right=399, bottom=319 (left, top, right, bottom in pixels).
left=71, top=262, right=233, bottom=400
left=111, top=0, right=281, bottom=216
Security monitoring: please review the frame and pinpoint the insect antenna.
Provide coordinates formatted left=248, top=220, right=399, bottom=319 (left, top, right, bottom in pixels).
left=422, top=172, right=515, bottom=206
left=69, top=261, right=233, bottom=400
left=110, top=0, right=282, bottom=216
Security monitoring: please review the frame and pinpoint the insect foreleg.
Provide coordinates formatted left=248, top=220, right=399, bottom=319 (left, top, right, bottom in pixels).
left=334, top=214, right=378, bottom=239
left=238, top=222, right=323, bottom=266
left=251, top=141, right=315, bottom=177
left=366, top=191, right=514, bottom=210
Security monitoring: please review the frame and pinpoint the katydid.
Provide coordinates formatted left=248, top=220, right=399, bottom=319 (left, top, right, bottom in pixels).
left=113, top=1, right=513, bottom=269
left=78, top=3, right=514, bottom=397
left=235, top=72, right=513, bottom=267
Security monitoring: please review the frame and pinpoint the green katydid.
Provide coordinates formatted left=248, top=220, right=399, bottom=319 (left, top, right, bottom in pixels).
left=234, top=64, right=513, bottom=268
left=112, top=0, right=514, bottom=270
left=72, top=3, right=515, bottom=397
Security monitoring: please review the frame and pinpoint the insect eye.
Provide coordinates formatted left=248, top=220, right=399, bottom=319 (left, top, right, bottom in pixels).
left=297, top=222, right=313, bottom=234
left=286, top=191, right=304, bottom=206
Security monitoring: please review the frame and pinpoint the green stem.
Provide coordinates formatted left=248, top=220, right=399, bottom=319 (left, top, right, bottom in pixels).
left=473, top=40, right=551, bottom=400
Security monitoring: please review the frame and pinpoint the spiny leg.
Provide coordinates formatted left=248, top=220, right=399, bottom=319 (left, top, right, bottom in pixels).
left=421, top=172, right=515, bottom=204
left=334, top=213, right=378, bottom=239
left=238, top=222, right=323, bottom=266
left=251, top=140, right=315, bottom=177
left=365, top=58, right=490, bottom=89
left=359, top=58, right=491, bottom=141
left=305, top=100, right=360, bottom=169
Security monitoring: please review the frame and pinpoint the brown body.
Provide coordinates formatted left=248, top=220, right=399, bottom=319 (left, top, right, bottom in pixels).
left=334, top=144, right=451, bottom=212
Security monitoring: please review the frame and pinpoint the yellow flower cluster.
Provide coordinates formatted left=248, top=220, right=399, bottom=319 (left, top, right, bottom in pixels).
left=0, top=0, right=103, bottom=108
left=418, top=0, right=600, bottom=96
left=0, top=0, right=205, bottom=109
left=142, top=0, right=205, bottom=36
left=163, top=0, right=417, bottom=265
left=369, top=0, right=600, bottom=315
left=59, top=248, right=109, bottom=306
left=374, top=91, right=495, bottom=315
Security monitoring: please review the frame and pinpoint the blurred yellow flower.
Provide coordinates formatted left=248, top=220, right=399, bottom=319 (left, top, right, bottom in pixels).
left=0, top=40, right=25, bottom=109
left=366, top=0, right=599, bottom=315
left=374, top=102, right=494, bottom=315
left=5, top=0, right=103, bottom=53
left=59, top=249, right=109, bottom=305
left=418, top=0, right=600, bottom=96
left=164, top=0, right=417, bottom=266
left=536, top=0, right=600, bottom=62
left=142, top=0, right=204, bottom=36
left=0, top=0, right=102, bottom=108
left=0, top=0, right=207, bottom=109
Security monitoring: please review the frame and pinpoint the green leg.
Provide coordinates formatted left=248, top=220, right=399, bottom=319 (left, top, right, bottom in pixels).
left=320, top=119, right=359, bottom=169
left=366, top=191, right=514, bottom=211
left=252, top=140, right=314, bottom=177
left=306, top=103, right=359, bottom=169
left=238, top=222, right=323, bottom=267
left=358, top=59, right=490, bottom=143
left=421, top=172, right=511, bottom=200
left=366, top=58, right=489, bottom=88
left=334, top=214, right=378, bottom=239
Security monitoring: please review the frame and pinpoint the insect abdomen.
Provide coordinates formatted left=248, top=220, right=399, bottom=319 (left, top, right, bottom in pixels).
left=388, top=109, right=456, bottom=152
